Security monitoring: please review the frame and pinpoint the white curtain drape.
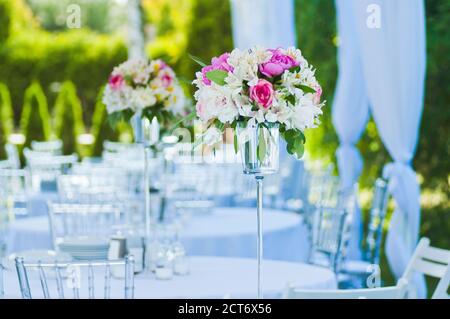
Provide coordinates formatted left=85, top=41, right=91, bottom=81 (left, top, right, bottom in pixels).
left=350, top=0, right=426, bottom=296
left=230, top=0, right=296, bottom=49
left=333, top=0, right=370, bottom=260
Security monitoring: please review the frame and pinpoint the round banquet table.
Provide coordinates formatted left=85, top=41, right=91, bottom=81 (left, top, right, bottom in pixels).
left=6, top=208, right=310, bottom=262
left=2, top=256, right=336, bottom=299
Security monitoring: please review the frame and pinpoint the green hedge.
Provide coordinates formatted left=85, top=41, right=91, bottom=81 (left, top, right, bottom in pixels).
left=0, top=83, right=14, bottom=158
left=19, top=82, right=51, bottom=147
left=53, top=81, right=86, bottom=155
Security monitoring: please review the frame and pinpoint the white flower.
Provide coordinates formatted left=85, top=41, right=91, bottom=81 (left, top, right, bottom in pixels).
left=195, top=84, right=238, bottom=124
left=166, top=85, right=185, bottom=115
left=131, top=88, right=156, bottom=111
left=290, top=95, right=323, bottom=130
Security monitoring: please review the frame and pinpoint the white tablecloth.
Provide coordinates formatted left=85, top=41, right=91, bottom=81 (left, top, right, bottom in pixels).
left=2, top=256, right=336, bottom=299
left=6, top=208, right=310, bottom=261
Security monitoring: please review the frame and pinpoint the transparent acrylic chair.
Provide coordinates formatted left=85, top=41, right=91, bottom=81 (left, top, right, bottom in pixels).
left=339, top=178, right=389, bottom=287
left=0, top=168, right=31, bottom=217
left=309, top=206, right=351, bottom=274
left=24, top=148, right=78, bottom=191
left=47, top=202, right=123, bottom=255
left=15, top=255, right=134, bottom=299
left=5, top=143, right=20, bottom=169
left=284, top=278, right=408, bottom=299
left=31, top=139, right=63, bottom=155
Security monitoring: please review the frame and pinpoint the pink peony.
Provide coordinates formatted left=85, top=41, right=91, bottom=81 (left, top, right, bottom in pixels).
left=250, top=79, right=274, bottom=109
left=259, top=49, right=299, bottom=78
left=108, top=74, right=124, bottom=91
left=201, top=53, right=234, bottom=85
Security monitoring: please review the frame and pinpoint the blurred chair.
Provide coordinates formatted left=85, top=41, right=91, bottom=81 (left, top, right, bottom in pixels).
left=339, top=178, right=389, bottom=287
left=24, top=148, right=78, bottom=192
left=48, top=202, right=122, bottom=255
left=309, top=206, right=351, bottom=274
left=31, top=140, right=63, bottom=155
left=284, top=278, right=408, bottom=299
left=0, top=168, right=31, bottom=218
left=402, top=237, right=450, bottom=299
left=15, top=255, right=134, bottom=299
left=5, top=143, right=20, bottom=169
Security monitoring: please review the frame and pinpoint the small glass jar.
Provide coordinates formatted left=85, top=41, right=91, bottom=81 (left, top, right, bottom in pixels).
left=236, top=121, right=280, bottom=175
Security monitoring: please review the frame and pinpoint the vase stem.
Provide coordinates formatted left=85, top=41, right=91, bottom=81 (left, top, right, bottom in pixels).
left=144, top=145, right=152, bottom=270
left=256, top=175, right=264, bottom=299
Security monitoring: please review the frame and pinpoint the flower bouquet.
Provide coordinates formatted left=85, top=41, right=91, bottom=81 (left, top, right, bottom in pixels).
left=103, top=58, right=186, bottom=134
left=192, top=47, right=324, bottom=163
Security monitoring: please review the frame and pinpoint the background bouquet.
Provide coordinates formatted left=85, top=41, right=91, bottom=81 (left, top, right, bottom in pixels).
left=193, top=47, right=324, bottom=158
left=103, top=58, right=186, bottom=128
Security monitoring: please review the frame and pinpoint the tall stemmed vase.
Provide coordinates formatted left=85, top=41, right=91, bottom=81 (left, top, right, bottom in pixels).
left=237, top=121, right=279, bottom=299
left=131, top=112, right=159, bottom=271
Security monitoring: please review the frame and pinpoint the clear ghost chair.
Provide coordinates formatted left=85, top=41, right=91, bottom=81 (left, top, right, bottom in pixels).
left=31, top=140, right=63, bottom=155
left=47, top=202, right=122, bottom=257
left=339, top=178, right=389, bottom=287
left=165, top=163, right=216, bottom=219
left=0, top=168, right=31, bottom=218
left=24, top=149, right=78, bottom=191
left=309, top=206, right=351, bottom=274
left=15, top=255, right=134, bottom=299
left=5, top=143, right=20, bottom=169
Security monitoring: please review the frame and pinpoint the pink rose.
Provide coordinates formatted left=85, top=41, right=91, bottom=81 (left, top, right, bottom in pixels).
left=108, top=74, right=124, bottom=91
left=160, top=72, right=173, bottom=88
left=201, top=53, right=234, bottom=85
left=250, top=79, right=274, bottom=109
left=259, top=49, right=299, bottom=78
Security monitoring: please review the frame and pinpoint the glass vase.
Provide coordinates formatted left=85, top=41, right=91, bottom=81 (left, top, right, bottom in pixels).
left=237, top=121, right=280, bottom=175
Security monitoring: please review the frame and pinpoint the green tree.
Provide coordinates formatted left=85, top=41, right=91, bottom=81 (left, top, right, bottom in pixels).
left=178, top=0, right=233, bottom=92
left=19, top=81, right=51, bottom=147
left=0, top=82, right=14, bottom=158
left=53, top=81, right=86, bottom=155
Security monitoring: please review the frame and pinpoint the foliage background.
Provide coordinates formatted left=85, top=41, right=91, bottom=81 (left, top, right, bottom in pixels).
left=0, top=0, right=448, bottom=290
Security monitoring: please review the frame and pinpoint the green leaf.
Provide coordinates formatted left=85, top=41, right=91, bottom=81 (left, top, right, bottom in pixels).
left=289, top=65, right=301, bottom=73
left=258, top=128, right=266, bottom=162
left=206, top=70, right=228, bottom=86
left=297, top=85, right=316, bottom=94
left=286, top=94, right=296, bottom=106
left=189, top=54, right=208, bottom=68
left=233, top=133, right=238, bottom=154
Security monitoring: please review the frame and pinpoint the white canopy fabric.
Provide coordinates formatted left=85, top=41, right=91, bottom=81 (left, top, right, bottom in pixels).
left=333, top=0, right=370, bottom=260
left=230, top=0, right=297, bottom=49
left=346, top=0, right=427, bottom=296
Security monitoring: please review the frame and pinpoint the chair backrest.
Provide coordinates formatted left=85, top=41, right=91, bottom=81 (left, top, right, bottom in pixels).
left=24, top=149, right=78, bottom=190
left=31, top=140, right=63, bottom=155
left=48, top=202, right=122, bottom=250
left=309, top=206, right=350, bottom=273
left=364, top=178, right=389, bottom=264
left=0, top=168, right=31, bottom=217
left=15, top=255, right=134, bottom=299
left=5, top=143, right=20, bottom=169
left=402, top=237, right=450, bottom=299
left=284, top=278, right=408, bottom=299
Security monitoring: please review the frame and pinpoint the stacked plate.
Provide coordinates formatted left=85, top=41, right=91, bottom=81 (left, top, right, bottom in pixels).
left=58, top=237, right=110, bottom=261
